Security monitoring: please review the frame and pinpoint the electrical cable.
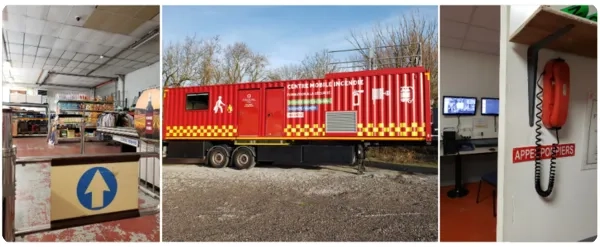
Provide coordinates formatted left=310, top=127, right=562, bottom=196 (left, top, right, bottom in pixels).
left=534, top=70, right=559, bottom=198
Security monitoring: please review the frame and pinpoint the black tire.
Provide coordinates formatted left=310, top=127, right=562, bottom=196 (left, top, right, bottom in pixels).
left=232, top=146, right=256, bottom=170
left=207, top=146, right=230, bottom=168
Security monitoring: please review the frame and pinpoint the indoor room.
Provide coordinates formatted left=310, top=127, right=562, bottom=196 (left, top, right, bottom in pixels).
left=439, top=5, right=597, bottom=242
left=2, top=5, right=161, bottom=241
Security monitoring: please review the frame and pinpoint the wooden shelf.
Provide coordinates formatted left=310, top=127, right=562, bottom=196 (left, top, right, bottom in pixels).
left=510, top=5, right=597, bottom=58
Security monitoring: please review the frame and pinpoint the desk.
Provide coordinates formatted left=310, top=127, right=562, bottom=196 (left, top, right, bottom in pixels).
left=441, top=147, right=497, bottom=198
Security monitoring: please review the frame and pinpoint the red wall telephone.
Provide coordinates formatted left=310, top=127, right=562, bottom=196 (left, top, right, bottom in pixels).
left=542, top=59, right=570, bottom=129
left=534, top=58, right=570, bottom=198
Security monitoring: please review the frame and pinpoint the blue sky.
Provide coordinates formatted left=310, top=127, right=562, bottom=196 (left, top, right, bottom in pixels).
left=162, top=6, right=438, bottom=69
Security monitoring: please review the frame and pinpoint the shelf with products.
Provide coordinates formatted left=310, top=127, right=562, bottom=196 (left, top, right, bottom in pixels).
left=53, top=114, right=102, bottom=143
left=3, top=102, right=51, bottom=138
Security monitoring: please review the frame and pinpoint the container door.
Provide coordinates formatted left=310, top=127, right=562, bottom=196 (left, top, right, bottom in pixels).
left=265, top=87, right=285, bottom=137
left=237, top=89, right=261, bottom=136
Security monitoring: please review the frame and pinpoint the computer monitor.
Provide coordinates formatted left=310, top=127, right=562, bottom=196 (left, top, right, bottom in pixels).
left=442, top=96, right=477, bottom=116
left=481, top=97, right=499, bottom=116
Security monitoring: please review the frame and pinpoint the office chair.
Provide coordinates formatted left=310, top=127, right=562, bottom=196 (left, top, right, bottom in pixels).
left=476, top=171, right=497, bottom=217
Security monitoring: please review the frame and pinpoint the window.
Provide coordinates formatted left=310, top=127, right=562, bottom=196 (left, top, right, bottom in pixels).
left=186, top=93, right=209, bottom=110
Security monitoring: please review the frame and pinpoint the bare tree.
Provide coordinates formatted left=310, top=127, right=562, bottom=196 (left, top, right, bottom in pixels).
left=162, top=35, right=223, bottom=87
left=222, top=42, right=268, bottom=83
left=267, top=50, right=337, bottom=80
left=346, top=10, right=438, bottom=103
left=265, top=64, right=303, bottom=81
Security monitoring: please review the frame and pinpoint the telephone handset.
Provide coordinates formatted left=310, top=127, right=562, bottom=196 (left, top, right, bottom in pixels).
left=534, top=58, right=570, bottom=198
left=542, top=59, right=570, bottom=129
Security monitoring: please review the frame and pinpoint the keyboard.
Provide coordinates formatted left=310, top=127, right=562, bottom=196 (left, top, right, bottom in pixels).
left=471, top=138, right=498, bottom=148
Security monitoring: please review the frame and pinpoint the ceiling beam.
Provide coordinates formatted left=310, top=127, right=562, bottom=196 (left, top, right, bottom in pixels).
left=48, top=71, right=118, bottom=80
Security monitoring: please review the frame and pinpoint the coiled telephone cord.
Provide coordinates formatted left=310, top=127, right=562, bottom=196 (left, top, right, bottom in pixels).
left=534, top=73, right=559, bottom=198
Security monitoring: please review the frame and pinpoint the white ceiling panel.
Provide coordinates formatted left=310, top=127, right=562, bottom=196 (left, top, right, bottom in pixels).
left=6, top=6, right=27, bottom=16
left=104, top=47, right=122, bottom=57
left=12, top=54, right=23, bottom=62
left=23, top=55, right=35, bottom=63
left=440, top=5, right=500, bottom=56
left=3, top=5, right=160, bottom=81
left=3, top=14, right=26, bottom=32
left=64, top=6, right=95, bottom=27
left=77, top=62, right=91, bottom=69
left=57, top=59, right=69, bottom=67
left=137, top=53, right=155, bottom=62
left=60, top=51, right=76, bottom=60
left=127, top=51, right=146, bottom=60
left=117, top=49, right=135, bottom=59
left=36, top=47, right=51, bottom=57
left=6, top=30, right=24, bottom=44
left=23, top=46, right=38, bottom=56
left=34, top=57, right=46, bottom=65
left=9, top=44, right=23, bottom=54
left=39, top=35, right=56, bottom=48
left=59, top=25, right=83, bottom=40
left=46, top=6, right=71, bottom=24
left=73, top=28, right=93, bottom=42
left=45, top=58, right=58, bottom=66
left=24, top=33, right=41, bottom=46
left=73, top=53, right=88, bottom=61
left=52, top=38, right=70, bottom=50
left=49, top=50, right=64, bottom=58
left=67, top=61, right=80, bottom=67
left=42, top=21, right=63, bottom=37
left=83, top=56, right=98, bottom=63
left=26, top=6, right=50, bottom=19
left=25, top=17, right=45, bottom=35
left=66, top=40, right=83, bottom=52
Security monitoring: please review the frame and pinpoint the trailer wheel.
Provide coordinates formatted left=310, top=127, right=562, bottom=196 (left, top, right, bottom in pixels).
left=207, top=146, right=230, bottom=168
left=232, top=146, right=256, bottom=170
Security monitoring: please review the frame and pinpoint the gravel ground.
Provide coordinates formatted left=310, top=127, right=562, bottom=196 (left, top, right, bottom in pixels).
left=162, top=165, right=438, bottom=242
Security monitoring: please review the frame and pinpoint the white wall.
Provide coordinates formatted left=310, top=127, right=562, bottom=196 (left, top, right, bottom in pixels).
left=439, top=48, right=501, bottom=186
left=95, top=81, right=116, bottom=99
left=498, top=5, right=597, bottom=242
left=124, top=62, right=159, bottom=108
left=440, top=48, right=500, bottom=139
left=2, top=83, right=91, bottom=112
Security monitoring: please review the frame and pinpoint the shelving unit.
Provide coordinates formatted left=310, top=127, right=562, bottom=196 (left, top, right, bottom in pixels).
left=2, top=102, right=51, bottom=138
left=57, top=99, right=114, bottom=142
left=509, top=5, right=597, bottom=127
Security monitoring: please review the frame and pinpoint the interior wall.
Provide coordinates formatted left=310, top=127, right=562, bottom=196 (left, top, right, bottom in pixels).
left=439, top=47, right=501, bottom=186
left=440, top=47, right=500, bottom=139
left=95, top=81, right=116, bottom=99
left=498, top=5, right=597, bottom=242
left=124, top=62, right=159, bottom=108
left=2, top=84, right=91, bottom=112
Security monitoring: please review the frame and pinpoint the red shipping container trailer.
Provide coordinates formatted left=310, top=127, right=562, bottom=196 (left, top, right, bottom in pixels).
left=163, top=66, right=432, bottom=172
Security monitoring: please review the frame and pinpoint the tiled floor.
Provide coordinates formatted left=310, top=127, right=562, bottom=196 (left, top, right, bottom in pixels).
left=440, top=182, right=496, bottom=242
left=11, top=138, right=160, bottom=242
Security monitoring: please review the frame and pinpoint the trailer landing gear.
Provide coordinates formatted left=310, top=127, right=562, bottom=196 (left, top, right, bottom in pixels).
left=356, top=144, right=367, bottom=175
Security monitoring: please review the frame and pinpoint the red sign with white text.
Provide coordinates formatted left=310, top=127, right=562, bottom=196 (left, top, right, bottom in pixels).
left=512, top=143, right=576, bottom=163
